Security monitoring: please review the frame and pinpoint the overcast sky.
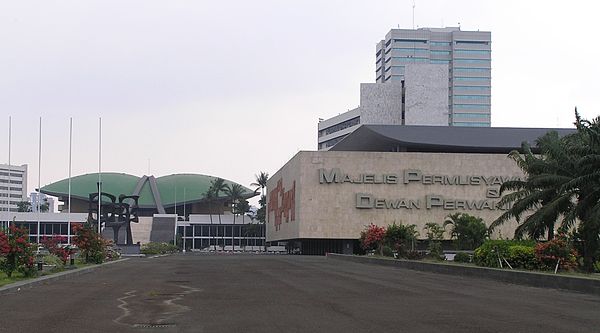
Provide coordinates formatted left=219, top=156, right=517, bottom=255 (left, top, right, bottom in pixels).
left=1, top=0, right=599, bottom=203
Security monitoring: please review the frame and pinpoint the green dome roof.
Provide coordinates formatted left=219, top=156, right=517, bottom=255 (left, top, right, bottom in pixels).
left=41, top=173, right=255, bottom=208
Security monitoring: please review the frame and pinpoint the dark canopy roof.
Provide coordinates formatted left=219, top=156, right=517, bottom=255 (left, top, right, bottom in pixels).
left=330, top=125, right=576, bottom=153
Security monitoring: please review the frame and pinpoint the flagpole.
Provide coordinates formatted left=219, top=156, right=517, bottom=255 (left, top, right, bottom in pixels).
left=7, top=116, right=11, bottom=208
left=68, top=118, right=72, bottom=244
left=37, top=117, right=42, bottom=244
left=98, top=117, right=102, bottom=235
left=7, top=116, right=11, bottom=229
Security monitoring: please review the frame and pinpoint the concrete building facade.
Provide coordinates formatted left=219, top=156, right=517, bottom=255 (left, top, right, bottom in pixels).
left=267, top=151, right=521, bottom=255
left=0, top=164, right=28, bottom=212
left=276, top=126, right=574, bottom=255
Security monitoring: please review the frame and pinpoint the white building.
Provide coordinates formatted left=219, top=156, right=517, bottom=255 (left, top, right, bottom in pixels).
left=30, top=192, right=55, bottom=213
left=0, top=164, right=28, bottom=213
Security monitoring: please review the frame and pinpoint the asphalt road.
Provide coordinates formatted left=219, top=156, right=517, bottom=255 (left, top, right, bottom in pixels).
left=0, top=254, right=598, bottom=333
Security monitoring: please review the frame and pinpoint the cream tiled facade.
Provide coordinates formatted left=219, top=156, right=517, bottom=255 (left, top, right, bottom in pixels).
left=266, top=151, right=522, bottom=243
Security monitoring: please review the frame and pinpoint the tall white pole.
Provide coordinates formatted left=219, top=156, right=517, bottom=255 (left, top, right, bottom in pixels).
left=37, top=117, right=41, bottom=243
left=7, top=116, right=11, bottom=211
left=173, top=186, right=177, bottom=246
left=68, top=118, right=72, bottom=244
left=98, top=117, right=102, bottom=234
left=7, top=116, right=11, bottom=229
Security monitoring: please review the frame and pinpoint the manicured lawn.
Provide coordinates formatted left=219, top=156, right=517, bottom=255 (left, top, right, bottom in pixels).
left=0, top=260, right=95, bottom=287
left=0, top=272, right=29, bottom=287
left=368, top=255, right=600, bottom=280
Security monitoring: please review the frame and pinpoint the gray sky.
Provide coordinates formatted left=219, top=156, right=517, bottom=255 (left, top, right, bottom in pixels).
left=1, top=0, right=599, bottom=203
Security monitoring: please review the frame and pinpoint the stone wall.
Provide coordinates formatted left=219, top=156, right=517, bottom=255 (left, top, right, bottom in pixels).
left=404, top=64, right=449, bottom=125
left=267, top=151, right=522, bottom=242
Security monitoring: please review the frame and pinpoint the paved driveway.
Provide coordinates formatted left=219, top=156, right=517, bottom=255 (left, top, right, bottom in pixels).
left=0, top=254, right=598, bottom=332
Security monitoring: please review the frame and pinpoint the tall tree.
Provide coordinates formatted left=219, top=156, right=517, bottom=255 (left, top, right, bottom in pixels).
left=209, top=178, right=228, bottom=249
left=251, top=172, right=269, bottom=196
left=16, top=201, right=31, bottom=212
left=493, top=110, right=600, bottom=272
left=225, top=183, right=245, bottom=224
left=203, top=188, right=216, bottom=251
left=490, top=138, right=574, bottom=240
left=560, top=112, right=600, bottom=271
left=224, top=183, right=245, bottom=251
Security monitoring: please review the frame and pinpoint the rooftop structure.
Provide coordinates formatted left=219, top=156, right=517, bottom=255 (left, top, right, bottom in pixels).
left=329, top=125, right=576, bottom=153
left=40, top=173, right=256, bottom=217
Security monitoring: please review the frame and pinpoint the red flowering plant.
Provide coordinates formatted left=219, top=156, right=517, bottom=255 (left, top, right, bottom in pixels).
left=0, top=225, right=36, bottom=277
left=535, top=233, right=579, bottom=271
left=41, top=235, right=75, bottom=265
left=72, top=223, right=107, bottom=264
left=360, top=223, right=387, bottom=255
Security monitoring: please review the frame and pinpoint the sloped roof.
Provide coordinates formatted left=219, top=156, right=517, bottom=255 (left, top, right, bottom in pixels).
left=40, top=173, right=255, bottom=208
left=330, top=125, right=576, bottom=153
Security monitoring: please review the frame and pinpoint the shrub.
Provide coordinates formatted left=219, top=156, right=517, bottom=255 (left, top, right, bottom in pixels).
left=405, top=250, right=426, bottom=260
left=427, top=241, right=444, bottom=260
left=42, top=254, right=64, bottom=272
left=41, top=235, right=75, bottom=265
left=454, top=252, right=471, bottom=263
left=72, top=223, right=108, bottom=264
left=444, top=213, right=488, bottom=250
left=381, top=245, right=394, bottom=257
left=360, top=224, right=386, bottom=255
left=507, top=245, right=538, bottom=270
left=385, top=223, right=418, bottom=257
left=0, top=225, right=36, bottom=277
left=140, top=242, right=179, bottom=255
left=474, top=240, right=536, bottom=268
left=424, top=222, right=444, bottom=260
left=535, top=237, right=578, bottom=271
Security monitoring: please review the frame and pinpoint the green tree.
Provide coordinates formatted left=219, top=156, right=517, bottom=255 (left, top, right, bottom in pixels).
left=561, top=112, right=600, bottom=271
left=251, top=171, right=269, bottom=196
left=424, top=222, right=445, bottom=259
left=491, top=110, right=600, bottom=272
left=256, top=195, right=266, bottom=224
left=384, top=223, right=418, bottom=257
left=203, top=188, right=217, bottom=251
left=490, top=137, right=574, bottom=240
left=444, top=213, right=488, bottom=250
left=39, top=198, right=49, bottom=212
left=225, top=183, right=245, bottom=224
left=209, top=178, right=228, bottom=249
left=16, top=201, right=31, bottom=212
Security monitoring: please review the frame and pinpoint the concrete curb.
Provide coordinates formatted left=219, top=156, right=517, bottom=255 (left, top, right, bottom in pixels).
left=327, top=253, right=600, bottom=296
left=0, top=258, right=130, bottom=296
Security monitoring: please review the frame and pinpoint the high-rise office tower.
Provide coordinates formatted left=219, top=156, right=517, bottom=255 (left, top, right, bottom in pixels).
left=0, top=164, right=28, bottom=212
left=376, top=27, right=491, bottom=127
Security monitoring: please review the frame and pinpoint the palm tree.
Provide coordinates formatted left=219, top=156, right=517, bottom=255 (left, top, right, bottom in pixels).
left=210, top=178, right=228, bottom=250
left=251, top=172, right=269, bottom=196
left=493, top=110, right=600, bottom=272
left=225, top=183, right=246, bottom=251
left=204, top=188, right=216, bottom=251
left=490, top=137, right=575, bottom=240
left=559, top=112, right=600, bottom=271
left=225, top=183, right=245, bottom=223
